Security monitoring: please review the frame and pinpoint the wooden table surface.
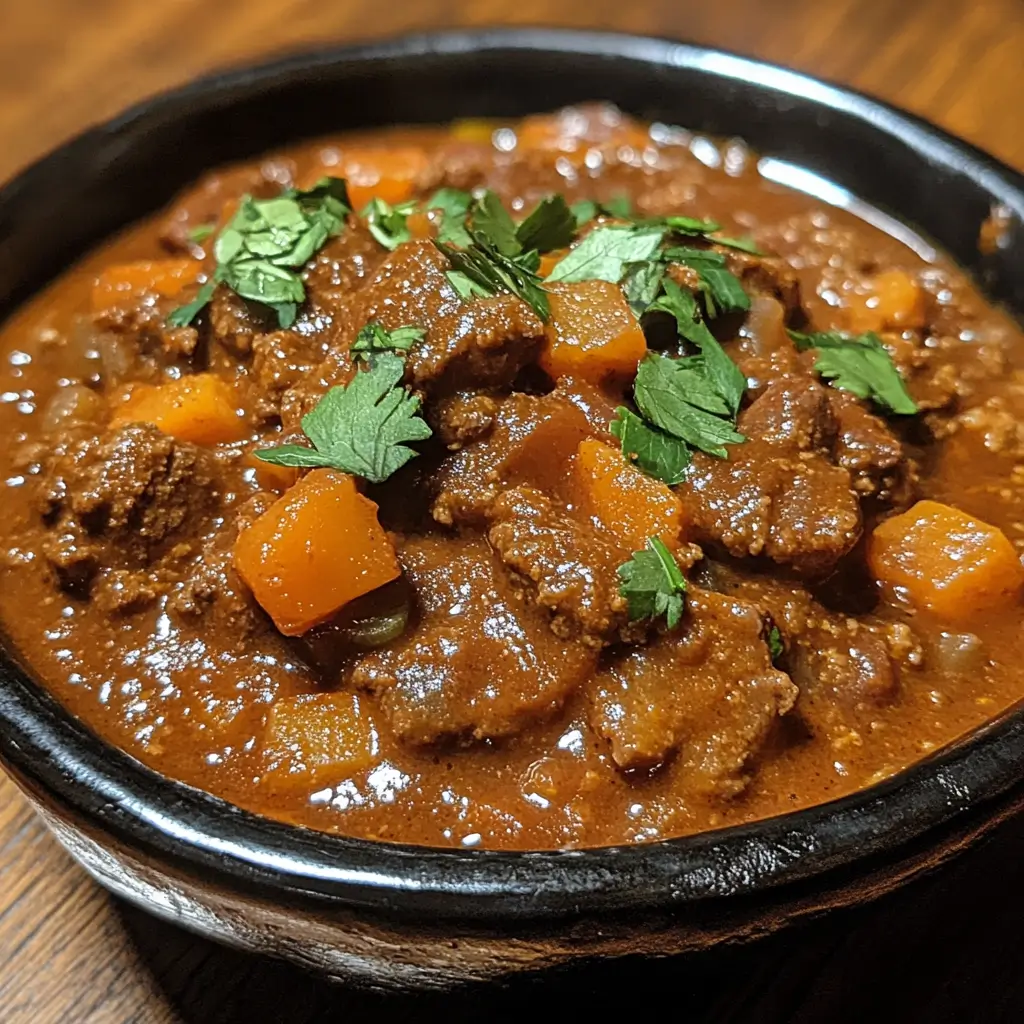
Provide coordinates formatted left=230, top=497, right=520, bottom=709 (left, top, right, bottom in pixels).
left=2, top=1, right=1023, bottom=1021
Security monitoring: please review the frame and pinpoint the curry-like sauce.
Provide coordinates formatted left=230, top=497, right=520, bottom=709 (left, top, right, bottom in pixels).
left=1, top=105, right=1022, bottom=849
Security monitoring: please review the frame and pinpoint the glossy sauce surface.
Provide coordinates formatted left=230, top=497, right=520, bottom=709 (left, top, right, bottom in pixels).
left=1, top=107, right=1023, bottom=849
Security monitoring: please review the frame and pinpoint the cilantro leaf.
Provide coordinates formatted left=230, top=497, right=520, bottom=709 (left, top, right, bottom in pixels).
left=768, top=624, right=784, bottom=662
left=664, top=246, right=750, bottom=317
left=570, top=199, right=598, bottom=229
left=665, top=215, right=721, bottom=235
left=602, top=195, right=633, bottom=219
left=362, top=197, right=416, bottom=250
left=166, top=279, right=217, bottom=328
left=622, top=261, right=666, bottom=318
left=646, top=279, right=747, bottom=414
left=611, top=407, right=690, bottom=485
left=712, top=234, right=764, bottom=255
left=255, top=353, right=431, bottom=484
left=617, top=536, right=687, bottom=628
left=789, top=330, right=918, bottom=415
left=436, top=238, right=550, bottom=321
left=351, top=322, right=425, bottom=360
left=168, top=177, right=350, bottom=328
left=633, top=353, right=746, bottom=458
left=545, top=225, right=665, bottom=284
left=427, top=188, right=473, bottom=247
left=187, top=222, right=216, bottom=244
left=472, top=190, right=520, bottom=256
left=516, top=195, right=576, bottom=253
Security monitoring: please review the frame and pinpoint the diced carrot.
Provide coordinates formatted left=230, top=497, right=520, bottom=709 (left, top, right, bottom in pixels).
left=244, top=450, right=299, bottom=493
left=262, top=691, right=379, bottom=787
left=868, top=499, right=1024, bottom=620
left=538, top=250, right=566, bottom=278
left=91, top=259, right=202, bottom=314
left=449, top=118, right=498, bottom=144
left=847, top=269, right=927, bottom=333
left=516, top=111, right=649, bottom=155
left=110, top=374, right=247, bottom=446
left=541, top=280, right=647, bottom=383
left=405, top=208, right=435, bottom=240
left=233, top=469, right=401, bottom=636
left=574, top=439, right=684, bottom=551
left=300, top=146, right=428, bottom=211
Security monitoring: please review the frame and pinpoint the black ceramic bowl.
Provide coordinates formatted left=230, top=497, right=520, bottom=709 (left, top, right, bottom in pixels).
left=1, top=28, right=1024, bottom=990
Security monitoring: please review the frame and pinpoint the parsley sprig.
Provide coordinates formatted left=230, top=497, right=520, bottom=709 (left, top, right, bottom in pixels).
left=617, top=536, right=687, bottom=628
left=432, top=189, right=575, bottom=321
left=255, top=352, right=431, bottom=484
left=788, top=329, right=918, bottom=415
left=351, top=322, right=425, bottom=360
left=168, top=177, right=351, bottom=329
left=362, top=197, right=417, bottom=250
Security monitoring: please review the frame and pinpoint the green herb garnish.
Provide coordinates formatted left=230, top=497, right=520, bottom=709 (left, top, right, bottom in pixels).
left=663, top=246, right=750, bottom=317
left=712, top=234, right=763, bottom=255
left=362, top=197, right=416, bottom=250
left=611, top=407, right=690, bottom=485
left=186, top=222, right=216, bottom=244
left=664, top=215, right=721, bottom=235
left=515, top=195, right=576, bottom=253
left=617, top=536, right=687, bottom=628
left=544, top=225, right=665, bottom=285
left=351, top=322, right=425, bottom=360
left=436, top=238, right=550, bottom=321
left=255, top=352, right=431, bottom=484
left=788, top=330, right=918, bottom=415
left=645, top=279, right=747, bottom=414
left=472, top=190, right=520, bottom=256
left=168, top=177, right=351, bottom=329
left=768, top=625, right=784, bottom=662
left=427, top=188, right=474, bottom=247
left=633, top=352, right=746, bottom=458
left=622, top=261, right=666, bottom=318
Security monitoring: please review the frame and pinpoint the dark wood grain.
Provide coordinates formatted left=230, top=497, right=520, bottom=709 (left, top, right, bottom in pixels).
left=1, top=1, right=1022, bottom=1020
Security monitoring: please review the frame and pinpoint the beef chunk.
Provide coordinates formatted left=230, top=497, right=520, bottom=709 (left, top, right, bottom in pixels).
left=716, top=572, right=920, bottom=708
left=431, top=391, right=501, bottom=449
left=351, top=536, right=595, bottom=745
left=302, top=222, right=388, bottom=313
left=589, top=589, right=798, bottom=790
left=487, top=486, right=631, bottom=646
left=724, top=248, right=801, bottom=315
left=39, top=424, right=217, bottom=599
left=282, top=241, right=545, bottom=426
left=829, top=389, right=913, bottom=504
left=209, top=287, right=270, bottom=356
left=681, top=377, right=864, bottom=577
left=250, top=330, right=323, bottom=422
left=166, top=493, right=274, bottom=642
left=432, top=388, right=595, bottom=527
left=93, top=303, right=200, bottom=361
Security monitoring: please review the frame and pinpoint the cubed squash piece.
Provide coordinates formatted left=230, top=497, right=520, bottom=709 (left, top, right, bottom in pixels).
left=263, top=692, right=378, bottom=788
left=234, top=469, right=401, bottom=636
left=847, top=269, right=926, bottom=333
left=541, top=280, right=647, bottom=383
left=110, top=374, right=247, bottom=446
left=574, top=439, right=683, bottom=551
left=244, top=449, right=299, bottom=494
left=300, top=146, right=428, bottom=211
left=91, top=259, right=202, bottom=314
left=868, top=500, right=1024, bottom=620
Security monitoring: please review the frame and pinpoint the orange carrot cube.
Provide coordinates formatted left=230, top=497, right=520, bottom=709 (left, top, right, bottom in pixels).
left=233, top=469, right=401, bottom=636
left=541, top=280, right=647, bottom=383
left=868, top=499, right=1024, bottom=620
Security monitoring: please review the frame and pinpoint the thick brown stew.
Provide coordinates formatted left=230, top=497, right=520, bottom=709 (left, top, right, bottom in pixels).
left=1, top=105, right=1023, bottom=850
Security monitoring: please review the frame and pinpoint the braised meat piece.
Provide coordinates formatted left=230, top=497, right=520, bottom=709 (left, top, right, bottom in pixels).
left=487, top=485, right=632, bottom=647
left=38, top=424, right=218, bottom=602
left=589, top=589, right=798, bottom=790
left=681, top=377, right=864, bottom=576
left=351, top=536, right=595, bottom=744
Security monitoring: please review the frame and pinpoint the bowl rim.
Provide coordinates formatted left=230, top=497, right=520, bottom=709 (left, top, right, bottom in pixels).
left=2, top=25, right=1024, bottom=923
